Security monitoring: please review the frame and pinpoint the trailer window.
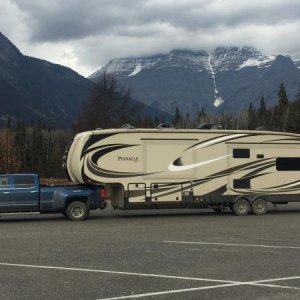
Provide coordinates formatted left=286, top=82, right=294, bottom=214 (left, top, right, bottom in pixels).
left=233, top=149, right=250, bottom=158
left=276, top=158, right=300, bottom=171
left=233, top=178, right=250, bottom=189
left=14, top=176, right=35, bottom=188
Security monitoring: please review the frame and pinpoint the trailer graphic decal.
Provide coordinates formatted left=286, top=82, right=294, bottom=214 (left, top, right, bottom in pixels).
left=82, top=143, right=160, bottom=179
left=187, top=133, right=249, bottom=150
left=90, top=144, right=137, bottom=164
left=141, top=159, right=276, bottom=199
left=80, top=133, right=118, bottom=159
left=168, top=154, right=231, bottom=172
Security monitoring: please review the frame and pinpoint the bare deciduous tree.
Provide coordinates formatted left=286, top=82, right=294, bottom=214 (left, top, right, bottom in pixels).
left=0, top=129, right=21, bottom=173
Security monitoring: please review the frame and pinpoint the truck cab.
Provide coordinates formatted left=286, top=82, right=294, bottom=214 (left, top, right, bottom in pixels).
left=0, top=174, right=39, bottom=212
left=0, top=174, right=106, bottom=220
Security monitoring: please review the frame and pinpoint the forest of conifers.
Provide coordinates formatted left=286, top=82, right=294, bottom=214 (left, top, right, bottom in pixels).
left=1, top=73, right=300, bottom=178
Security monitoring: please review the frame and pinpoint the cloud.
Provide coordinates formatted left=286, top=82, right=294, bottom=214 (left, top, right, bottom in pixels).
left=3, top=0, right=300, bottom=76
left=12, top=0, right=300, bottom=41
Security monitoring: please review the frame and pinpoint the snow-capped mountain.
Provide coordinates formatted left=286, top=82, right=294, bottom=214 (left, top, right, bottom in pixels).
left=89, top=47, right=300, bottom=115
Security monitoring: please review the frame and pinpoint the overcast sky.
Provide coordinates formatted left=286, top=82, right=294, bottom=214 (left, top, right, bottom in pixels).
left=1, top=0, right=300, bottom=76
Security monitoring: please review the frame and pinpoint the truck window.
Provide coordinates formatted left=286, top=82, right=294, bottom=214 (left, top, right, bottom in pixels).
left=0, top=177, right=9, bottom=189
left=14, top=176, right=35, bottom=188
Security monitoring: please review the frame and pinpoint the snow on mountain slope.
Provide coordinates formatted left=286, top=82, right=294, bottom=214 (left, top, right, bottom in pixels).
left=89, top=55, right=164, bottom=80
left=91, top=46, right=278, bottom=78
left=89, top=47, right=300, bottom=116
left=292, top=57, right=300, bottom=69
left=237, top=55, right=276, bottom=70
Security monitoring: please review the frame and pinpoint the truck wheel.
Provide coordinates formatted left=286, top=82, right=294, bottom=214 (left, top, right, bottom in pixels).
left=252, top=198, right=268, bottom=215
left=233, top=198, right=250, bottom=216
left=66, top=201, right=88, bottom=221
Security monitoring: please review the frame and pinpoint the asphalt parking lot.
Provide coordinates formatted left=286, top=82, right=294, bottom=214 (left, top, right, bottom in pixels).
left=1, top=203, right=300, bottom=299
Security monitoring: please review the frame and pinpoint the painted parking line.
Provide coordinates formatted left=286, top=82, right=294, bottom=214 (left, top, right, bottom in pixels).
left=96, top=283, right=242, bottom=300
left=98, top=277, right=300, bottom=300
left=97, top=281, right=300, bottom=300
left=1, top=262, right=300, bottom=299
left=249, top=282, right=300, bottom=291
left=0, top=262, right=238, bottom=284
left=164, top=240, right=300, bottom=250
left=254, top=276, right=300, bottom=283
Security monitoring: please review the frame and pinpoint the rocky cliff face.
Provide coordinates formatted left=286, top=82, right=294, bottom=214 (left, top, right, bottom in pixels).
left=90, top=47, right=300, bottom=115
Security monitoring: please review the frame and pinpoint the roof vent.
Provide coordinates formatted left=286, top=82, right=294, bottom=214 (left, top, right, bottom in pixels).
left=197, top=123, right=213, bottom=129
left=121, top=124, right=135, bottom=129
left=157, top=123, right=172, bottom=129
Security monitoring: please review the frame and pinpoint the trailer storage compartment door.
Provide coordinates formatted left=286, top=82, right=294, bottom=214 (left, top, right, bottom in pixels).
left=150, top=183, right=182, bottom=202
left=128, top=183, right=146, bottom=203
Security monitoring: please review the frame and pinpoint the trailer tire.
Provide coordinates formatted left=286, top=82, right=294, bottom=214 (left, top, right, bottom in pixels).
left=66, top=201, right=89, bottom=221
left=252, top=198, right=268, bottom=215
left=233, top=198, right=250, bottom=216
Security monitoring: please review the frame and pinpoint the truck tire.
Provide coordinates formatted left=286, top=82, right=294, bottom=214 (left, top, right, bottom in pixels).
left=66, top=201, right=89, bottom=221
left=252, top=198, right=268, bottom=215
left=233, top=198, right=250, bottom=216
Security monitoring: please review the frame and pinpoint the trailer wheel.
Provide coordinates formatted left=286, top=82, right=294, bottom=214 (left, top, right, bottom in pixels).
left=252, top=198, right=268, bottom=215
left=233, top=198, right=250, bottom=216
left=66, top=201, right=89, bottom=221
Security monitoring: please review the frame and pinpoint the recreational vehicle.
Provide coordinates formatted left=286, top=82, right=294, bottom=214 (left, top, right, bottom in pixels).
left=63, top=128, right=300, bottom=216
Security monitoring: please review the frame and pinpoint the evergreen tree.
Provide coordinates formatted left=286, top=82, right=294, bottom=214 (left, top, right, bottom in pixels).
left=173, top=106, right=182, bottom=128
left=277, top=83, right=289, bottom=131
left=185, top=113, right=190, bottom=128
left=257, top=96, right=268, bottom=128
left=197, top=107, right=206, bottom=125
left=278, top=83, right=289, bottom=110
left=247, top=102, right=256, bottom=130
left=288, top=83, right=300, bottom=133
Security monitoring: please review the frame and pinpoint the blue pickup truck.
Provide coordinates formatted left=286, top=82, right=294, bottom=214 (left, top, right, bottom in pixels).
left=0, top=174, right=106, bottom=221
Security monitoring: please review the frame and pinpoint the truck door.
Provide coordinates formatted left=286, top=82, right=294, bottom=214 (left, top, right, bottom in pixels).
left=12, top=175, right=39, bottom=211
left=0, top=175, right=12, bottom=211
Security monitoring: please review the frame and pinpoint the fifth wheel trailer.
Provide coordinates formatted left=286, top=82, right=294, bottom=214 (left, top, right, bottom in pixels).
left=63, top=128, right=300, bottom=216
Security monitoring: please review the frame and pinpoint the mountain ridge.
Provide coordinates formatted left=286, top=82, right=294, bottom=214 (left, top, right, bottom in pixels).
left=89, top=46, right=300, bottom=115
left=0, top=33, right=171, bottom=127
left=0, top=32, right=94, bottom=126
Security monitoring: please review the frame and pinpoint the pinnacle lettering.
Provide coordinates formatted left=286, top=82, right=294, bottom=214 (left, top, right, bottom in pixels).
left=118, top=156, right=139, bottom=162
